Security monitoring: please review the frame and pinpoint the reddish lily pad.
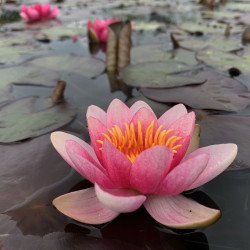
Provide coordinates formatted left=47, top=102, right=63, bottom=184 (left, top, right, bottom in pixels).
left=29, top=54, right=106, bottom=78
left=131, top=44, right=197, bottom=65
left=0, top=97, right=76, bottom=143
left=120, top=62, right=205, bottom=88
left=196, top=110, right=250, bottom=170
left=0, top=64, right=59, bottom=103
left=141, top=71, right=250, bottom=111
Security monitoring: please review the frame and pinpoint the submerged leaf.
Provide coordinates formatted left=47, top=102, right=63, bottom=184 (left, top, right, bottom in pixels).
left=142, top=71, right=250, bottom=111
left=0, top=97, right=76, bottom=143
left=120, top=61, right=205, bottom=88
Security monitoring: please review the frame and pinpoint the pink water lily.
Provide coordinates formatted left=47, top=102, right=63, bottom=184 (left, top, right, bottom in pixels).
left=20, top=3, right=60, bottom=23
left=87, top=17, right=119, bottom=43
left=51, top=99, right=237, bottom=229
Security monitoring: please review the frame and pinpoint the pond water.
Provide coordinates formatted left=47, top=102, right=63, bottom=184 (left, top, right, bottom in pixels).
left=0, top=0, right=250, bottom=249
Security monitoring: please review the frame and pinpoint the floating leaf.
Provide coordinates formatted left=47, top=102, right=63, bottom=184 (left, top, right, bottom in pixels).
left=0, top=46, right=47, bottom=65
left=196, top=110, right=250, bottom=170
left=132, top=20, right=166, bottom=31
left=179, top=36, right=241, bottom=52
left=0, top=64, right=59, bottom=103
left=196, top=47, right=250, bottom=74
left=131, top=44, right=197, bottom=65
left=120, top=62, right=205, bottom=88
left=0, top=33, right=33, bottom=47
left=36, top=26, right=84, bottom=41
left=179, top=21, right=243, bottom=35
left=0, top=97, right=76, bottom=143
left=30, top=54, right=106, bottom=78
left=142, top=71, right=250, bottom=111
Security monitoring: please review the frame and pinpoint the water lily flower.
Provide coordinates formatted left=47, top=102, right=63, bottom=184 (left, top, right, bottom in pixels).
left=20, top=3, right=60, bottom=23
left=51, top=99, right=237, bottom=229
left=87, top=17, right=119, bottom=43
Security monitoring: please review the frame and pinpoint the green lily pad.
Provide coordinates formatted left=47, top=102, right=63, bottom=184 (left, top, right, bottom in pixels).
left=226, top=3, right=250, bottom=12
left=30, top=54, right=106, bottom=78
left=179, top=36, right=241, bottom=52
left=0, top=97, right=76, bottom=143
left=132, top=21, right=166, bottom=31
left=131, top=44, right=197, bottom=65
left=0, top=33, right=33, bottom=47
left=179, top=21, right=243, bottom=35
left=0, top=64, right=59, bottom=103
left=142, top=71, right=250, bottom=111
left=196, top=47, right=250, bottom=73
left=0, top=46, right=47, bottom=65
left=36, top=26, right=84, bottom=41
left=120, top=62, right=205, bottom=88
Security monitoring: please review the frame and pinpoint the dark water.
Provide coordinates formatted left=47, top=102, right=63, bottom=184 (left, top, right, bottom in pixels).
left=1, top=1, right=250, bottom=249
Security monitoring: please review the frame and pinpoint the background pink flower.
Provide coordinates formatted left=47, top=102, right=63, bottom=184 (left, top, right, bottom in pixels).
left=87, top=17, right=119, bottom=43
left=51, top=99, right=237, bottom=229
left=20, top=3, right=60, bottom=23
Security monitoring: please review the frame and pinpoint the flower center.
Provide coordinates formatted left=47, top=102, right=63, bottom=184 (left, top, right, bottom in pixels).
left=97, top=120, right=182, bottom=163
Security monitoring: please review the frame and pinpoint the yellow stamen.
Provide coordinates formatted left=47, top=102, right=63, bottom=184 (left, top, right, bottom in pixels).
left=97, top=120, right=182, bottom=163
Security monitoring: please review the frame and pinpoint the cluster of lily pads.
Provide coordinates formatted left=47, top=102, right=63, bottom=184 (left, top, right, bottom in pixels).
left=1, top=0, right=250, bottom=248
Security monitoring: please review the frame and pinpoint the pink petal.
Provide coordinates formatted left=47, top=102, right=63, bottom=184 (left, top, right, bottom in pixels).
left=65, top=141, right=115, bottom=188
left=130, top=107, right=158, bottom=137
left=87, top=105, right=107, bottom=126
left=144, top=194, right=221, bottom=229
left=130, top=100, right=156, bottom=118
left=53, top=187, right=119, bottom=224
left=51, top=131, right=100, bottom=169
left=102, top=140, right=132, bottom=188
left=158, top=104, right=187, bottom=130
left=106, top=99, right=133, bottom=131
left=99, top=29, right=108, bottom=42
left=168, top=112, right=195, bottom=169
left=49, top=6, right=60, bottom=19
left=87, top=117, right=108, bottom=162
left=20, top=12, right=28, bottom=20
left=27, top=8, right=40, bottom=20
left=185, top=144, right=238, bottom=190
left=156, top=153, right=209, bottom=195
left=95, top=183, right=146, bottom=213
left=20, top=5, right=29, bottom=13
left=41, top=3, right=51, bottom=17
left=130, top=146, right=173, bottom=194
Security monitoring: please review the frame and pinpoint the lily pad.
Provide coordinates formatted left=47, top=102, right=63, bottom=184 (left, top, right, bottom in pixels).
left=36, top=26, right=84, bottom=42
left=0, top=64, right=59, bottom=103
left=179, top=36, right=241, bottom=52
left=132, top=21, right=166, bottom=31
left=0, top=97, right=76, bottom=143
left=131, top=44, right=197, bottom=65
left=179, top=21, right=243, bottom=35
left=196, top=110, right=250, bottom=170
left=30, top=54, right=106, bottom=78
left=0, top=33, right=34, bottom=47
left=141, top=71, right=250, bottom=111
left=196, top=47, right=250, bottom=74
left=0, top=45, right=47, bottom=65
left=120, top=62, right=205, bottom=88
